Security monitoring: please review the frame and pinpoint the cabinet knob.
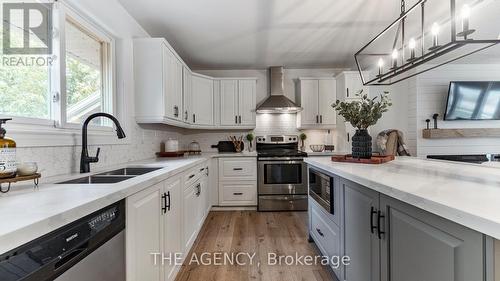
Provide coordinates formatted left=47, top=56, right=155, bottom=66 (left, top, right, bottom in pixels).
left=316, top=228, right=324, bottom=237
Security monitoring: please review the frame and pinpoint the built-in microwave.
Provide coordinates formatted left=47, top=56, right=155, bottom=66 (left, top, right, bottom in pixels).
left=308, top=169, right=334, bottom=214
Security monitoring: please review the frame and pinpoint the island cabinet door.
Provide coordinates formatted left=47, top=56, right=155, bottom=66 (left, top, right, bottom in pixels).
left=379, top=195, right=485, bottom=281
left=342, top=179, right=381, bottom=281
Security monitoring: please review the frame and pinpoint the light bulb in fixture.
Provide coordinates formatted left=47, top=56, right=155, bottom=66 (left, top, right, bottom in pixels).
left=461, top=4, right=471, bottom=20
left=409, top=38, right=416, bottom=49
left=430, top=23, right=440, bottom=50
left=377, top=58, right=384, bottom=77
left=408, top=38, right=416, bottom=60
left=458, top=4, right=475, bottom=39
left=391, top=49, right=398, bottom=69
left=431, top=23, right=440, bottom=36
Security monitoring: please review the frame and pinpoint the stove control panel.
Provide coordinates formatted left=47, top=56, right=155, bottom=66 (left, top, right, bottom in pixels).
left=256, top=135, right=298, bottom=144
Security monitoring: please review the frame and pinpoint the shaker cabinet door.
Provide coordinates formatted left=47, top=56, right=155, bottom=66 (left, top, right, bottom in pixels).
left=162, top=177, right=182, bottom=281
left=238, top=80, right=256, bottom=126
left=192, top=76, right=214, bottom=126
left=343, top=179, right=380, bottom=281
left=379, top=195, right=485, bottom=281
left=318, top=79, right=337, bottom=126
left=299, top=79, right=319, bottom=125
left=126, top=183, right=163, bottom=281
left=219, top=80, right=238, bottom=126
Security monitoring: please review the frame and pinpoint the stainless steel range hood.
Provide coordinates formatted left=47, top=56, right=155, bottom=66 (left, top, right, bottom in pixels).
left=256, top=66, right=302, bottom=114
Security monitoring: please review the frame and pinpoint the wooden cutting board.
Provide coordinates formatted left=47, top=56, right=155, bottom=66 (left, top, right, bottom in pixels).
left=331, top=155, right=395, bottom=164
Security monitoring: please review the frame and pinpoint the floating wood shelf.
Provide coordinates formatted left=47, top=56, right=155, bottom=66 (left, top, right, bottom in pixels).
left=422, top=128, right=500, bottom=139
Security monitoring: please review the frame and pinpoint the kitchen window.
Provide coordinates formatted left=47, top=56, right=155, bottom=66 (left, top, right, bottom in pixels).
left=0, top=2, right=115, bottom=134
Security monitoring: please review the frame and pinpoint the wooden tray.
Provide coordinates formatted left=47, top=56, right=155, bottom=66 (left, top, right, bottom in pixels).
left=0, top=173, right=41, bottom=193
left=331, top=155, right=395, bottom=164
left=156, top=151, right=185, bottom=158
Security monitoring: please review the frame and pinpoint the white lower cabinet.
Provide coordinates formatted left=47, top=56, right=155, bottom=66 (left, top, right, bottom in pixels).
left=126, top=182, right=163, bottom=281
left=217, top=157, right=257, bottom=206
left=126, top=161, right=211, bottom=281
left=162, top=177, right=182, bottom=281
left=182, top=181, right=199, bottom=251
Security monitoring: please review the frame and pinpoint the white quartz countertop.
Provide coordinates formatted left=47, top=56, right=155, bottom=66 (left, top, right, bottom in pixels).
left=305, top=157, right=500, bottom=240
left=0, top=156, right=211, bottom=254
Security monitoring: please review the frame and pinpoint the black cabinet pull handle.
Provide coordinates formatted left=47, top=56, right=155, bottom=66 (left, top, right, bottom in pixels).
left=316, top=115, right=319, bottom=123
left=233, top=168, right=243, bottom=171
left=320, top=115, right=323, bottom=124
left=235, top=116, right=238, bottom=124
left=189, top=174, right=195, bottom=179
left=166, top=191, right=171, bottom=211
left=377, top=210, right=385, bottom=239
left=239, top=115, right=241, bottom=124
left=233, top=192, right=243, bottom=195
left=316, top=228, right=324, bottom=237
left=370, top=207, right=378, bottom=234
left=347, top=132, right=350, bottom=142
left=193, top=114, right=196, bottom=123
left=161, top=193, right=167, bottom=214
left=185, top=110, right=188, bottom=121
left=346, top=88, right=349, bottom=98
left=196, top=183, right=201, bottom=197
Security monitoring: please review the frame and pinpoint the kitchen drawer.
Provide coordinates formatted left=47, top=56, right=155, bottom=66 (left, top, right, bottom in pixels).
left=219, top=181, right=257, bottom=206
left=184, top=164, right=206, bottom=187
left=310, top=204, right=342, bottom=275
left=218, top=158, right=256, bottom=181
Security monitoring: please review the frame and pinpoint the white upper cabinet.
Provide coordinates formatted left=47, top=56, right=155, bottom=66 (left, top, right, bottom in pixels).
left=218, top=79, right=256, bottom=128
left=219, top=80, right=238, bottom=126
left=134, top=38, right=185, bottom=124
left=163, top=47, right=183, bottom=121
left=134, top=38, right=256, bottom=130
left=191, top=74, right=214, bottom=126
left=182, top=67, right=193, bottom=124
left=238, top=80, right=256, bottom=126
left=297, top=78, right=336, bottom=129
left=336, top=71, right=369, bottom=100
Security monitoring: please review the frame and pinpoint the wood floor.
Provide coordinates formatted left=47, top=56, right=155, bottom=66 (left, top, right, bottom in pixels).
left=175, top=211, right=334, bottom=281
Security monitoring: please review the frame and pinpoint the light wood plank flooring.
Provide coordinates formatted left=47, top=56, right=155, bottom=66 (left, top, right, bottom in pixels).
left=175, top=211, right=333, bottom=281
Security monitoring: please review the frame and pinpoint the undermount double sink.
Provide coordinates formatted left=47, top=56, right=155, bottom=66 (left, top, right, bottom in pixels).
left=58, top=167, right=163, bottom=184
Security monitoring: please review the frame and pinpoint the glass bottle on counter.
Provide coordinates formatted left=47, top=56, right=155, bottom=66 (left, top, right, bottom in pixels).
left=0, top=118, right=16, bottom=178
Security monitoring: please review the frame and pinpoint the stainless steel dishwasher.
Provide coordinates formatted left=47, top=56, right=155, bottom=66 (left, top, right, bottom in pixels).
left=0, top=200, right=126, bottom=281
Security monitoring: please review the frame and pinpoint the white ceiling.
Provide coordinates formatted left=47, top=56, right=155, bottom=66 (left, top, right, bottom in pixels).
left=118, top=0, right=404, bottom=69
left=118, top=0, right=500, bottom=70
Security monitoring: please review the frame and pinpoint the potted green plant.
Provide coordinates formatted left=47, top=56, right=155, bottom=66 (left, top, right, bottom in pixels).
left=246, top=133, right=255, bottom=152
left=299, top=133, right=307, bottom=151
left=332, top=91, right=391, bottom=159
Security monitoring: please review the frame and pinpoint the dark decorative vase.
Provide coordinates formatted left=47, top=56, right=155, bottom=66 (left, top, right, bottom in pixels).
left=352, top=129, right=372, bottom=159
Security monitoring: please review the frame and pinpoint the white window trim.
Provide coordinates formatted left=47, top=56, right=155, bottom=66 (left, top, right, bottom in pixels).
left=3, top=1, right=128, bottom=147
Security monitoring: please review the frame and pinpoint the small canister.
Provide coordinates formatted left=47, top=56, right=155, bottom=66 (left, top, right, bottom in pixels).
left=165, top=138, right=179, bottom=152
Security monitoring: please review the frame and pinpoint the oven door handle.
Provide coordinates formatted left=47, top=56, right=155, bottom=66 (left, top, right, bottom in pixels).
left=258, top=158, right=304, bottom=163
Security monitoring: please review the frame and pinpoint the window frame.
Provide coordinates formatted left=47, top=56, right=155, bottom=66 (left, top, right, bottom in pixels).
left=0, top=0, right=121, bottom=146
left=57, top=2, right=116, bottom=132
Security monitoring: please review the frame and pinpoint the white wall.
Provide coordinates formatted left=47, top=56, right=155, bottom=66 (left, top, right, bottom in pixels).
left=13, top=0, right=184, bottom=178
left=193, top=68, right=345, bottom=151
left=413, top=64, right=500, bottom=157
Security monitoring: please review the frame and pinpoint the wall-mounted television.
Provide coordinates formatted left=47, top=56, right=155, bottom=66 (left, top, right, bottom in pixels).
left=444, top=81, right=500, bottom=121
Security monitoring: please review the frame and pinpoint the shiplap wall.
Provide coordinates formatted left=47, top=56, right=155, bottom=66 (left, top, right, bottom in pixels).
left=413, top=64, right=500, bottom=157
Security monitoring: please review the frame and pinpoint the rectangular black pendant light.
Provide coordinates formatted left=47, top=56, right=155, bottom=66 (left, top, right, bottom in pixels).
left=355, top=0, right=500, bottom=86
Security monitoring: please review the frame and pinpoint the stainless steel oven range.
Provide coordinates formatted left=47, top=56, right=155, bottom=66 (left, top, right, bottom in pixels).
left=257, top=135, right=308, bottom=211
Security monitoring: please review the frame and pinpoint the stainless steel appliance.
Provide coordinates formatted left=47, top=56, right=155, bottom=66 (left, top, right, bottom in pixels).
left=309, top=169, right=334, bottom=214
left=257, top=135, right=308, bottom=211
left=0, top=200, right=125, bottom=281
